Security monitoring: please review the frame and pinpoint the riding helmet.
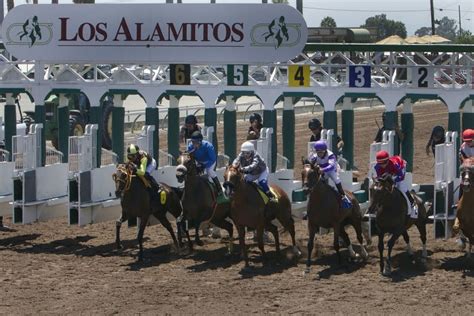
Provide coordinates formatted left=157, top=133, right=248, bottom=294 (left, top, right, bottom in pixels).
left=462, top=129, right=474, bottom=142
left=376, top=150, right=390, bottom=163
left=308, top=118, right=322, bottom=130
left=190, top=130, right=203, bottom=141
left=185, top=114, right=197, bottom=125
left=249, top=113, right=262, bottom=124
left=240, top=141, right=255, bottom=153
left=313, top=140, right=327, bottom=152
left=127, top=144, right=139, bottom=155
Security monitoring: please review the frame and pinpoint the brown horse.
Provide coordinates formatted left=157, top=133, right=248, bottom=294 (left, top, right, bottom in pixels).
left=455, top=158, right=474, bottom=259
left=369, top=174, right=428, bottom=276
left=223, top=165, right=299, bottom=267
left=113, top=163, right=181, bottom=262
left=301, top=163, right=368, bottom=275
left=176, top=153, right=234, bottom=252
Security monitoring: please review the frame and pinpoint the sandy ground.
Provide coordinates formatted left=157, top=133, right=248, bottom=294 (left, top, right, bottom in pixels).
left=1, top=100, right=473, bottom=315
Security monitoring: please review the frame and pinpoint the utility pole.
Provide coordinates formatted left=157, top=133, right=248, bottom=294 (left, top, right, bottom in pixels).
left=430, top=0, right=436, bottom=35
left=458, top=5, right=462, bottom=36
left=296, top=0, right=303, bottom=14
left=0, top=0, right=4, bottom=28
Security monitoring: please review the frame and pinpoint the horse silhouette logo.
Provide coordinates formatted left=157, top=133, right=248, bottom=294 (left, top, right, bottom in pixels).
left=263, top=16, right=289, bottom=49
left=18, top=16, right=42, bottom=47
left=250, top=16, right=302, bottom=49
left=5, top=16, right=52, bottom=47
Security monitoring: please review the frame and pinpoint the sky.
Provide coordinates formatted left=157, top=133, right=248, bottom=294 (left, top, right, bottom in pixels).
left=1, top=0, right=473, bottom=35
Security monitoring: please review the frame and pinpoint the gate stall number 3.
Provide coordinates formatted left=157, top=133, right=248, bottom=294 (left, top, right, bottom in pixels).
left=349, top=65, right=371, bottom=88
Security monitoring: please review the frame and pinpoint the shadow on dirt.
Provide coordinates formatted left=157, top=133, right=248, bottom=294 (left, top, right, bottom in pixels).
left=0, top=233, right=41, bottom=248
left=438, top=255, right=474, bottom=277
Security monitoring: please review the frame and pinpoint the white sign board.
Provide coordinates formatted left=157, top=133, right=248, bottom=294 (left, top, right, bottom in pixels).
left=1, top=4, right=308, bottom=63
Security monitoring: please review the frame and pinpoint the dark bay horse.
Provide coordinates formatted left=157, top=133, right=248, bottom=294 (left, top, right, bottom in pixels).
left=176, top=153, right=234, bottom=252
left=223, top=165, right=299, bottom=267
left=369, top=174, right=428, bottom=276
left=113, top=163, right=181, bottom=262
left=301, top=163, right=368, bottom=275
left=455, top=158, right=474, bottom=259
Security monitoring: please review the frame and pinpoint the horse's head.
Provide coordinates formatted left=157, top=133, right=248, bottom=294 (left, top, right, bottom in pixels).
left=176, top=152, right=197, bottom=183
left=112, top=163, right=133, bottom=197
left=461, top=158, right=474, bottom=193
left=369, top=173, right=395, bottom=212
left=301, top=163, right=322, bottom=191
left=223, top=164, right=243, bottom=197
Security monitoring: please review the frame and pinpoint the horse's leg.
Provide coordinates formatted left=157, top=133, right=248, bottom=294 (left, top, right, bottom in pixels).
left=415, top=220, right=428, bottom=261
left=305, top=223, right=317, bottom=275
left=137, top=214, right=150, bottom=262
left=352, top=217, right=369, bottom=260
left=156, top=211, right=179, bottom=252
left=385, top=232, right=401, bottom=276
left=211, top=218, right=234, bottom=254
left=256, top=226, right=266, bottom=259
left=333, top=224, right=342, bottom=264
left=237, top=225, right=249, bottom=267
left=265, top=222, right=280, bottom=254
left=340, top=228, right=357, bottom=260
left=402, top=230, right=414, bottom=257
left=378, top=232, right=385, bottom=275
left=194, top=220, right=204, bottom=246
left=115, top=212, right=128, bottom=250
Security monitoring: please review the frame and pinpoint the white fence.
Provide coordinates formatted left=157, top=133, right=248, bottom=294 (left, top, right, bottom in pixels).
left=68, top=124, right=98, bottom=174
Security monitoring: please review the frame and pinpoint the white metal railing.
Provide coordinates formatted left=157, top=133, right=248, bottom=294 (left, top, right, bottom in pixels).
left=217, top=154, right=230, bottom=169
left=256, top=127, right=273, bottom=172
left=12, top=124, right=42, bottom=171
left=45, top=146, right=63, bottom=166
left=276, top=153, right=289, bottom=171
left=159, top=149, right=174, bottom=167
left=68, top=124, right=98, bottom=173
left=101, top=148, right=118, bottom=166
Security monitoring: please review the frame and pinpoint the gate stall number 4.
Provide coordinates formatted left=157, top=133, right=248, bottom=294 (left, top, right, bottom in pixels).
left=349, top=65, right=371, bottom=88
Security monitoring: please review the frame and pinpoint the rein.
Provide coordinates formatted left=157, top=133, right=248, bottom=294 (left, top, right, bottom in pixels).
left=114, top=165, right=133, bottom=193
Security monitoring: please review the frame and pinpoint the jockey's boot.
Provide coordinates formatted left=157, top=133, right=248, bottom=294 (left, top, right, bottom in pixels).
left=145, top=173, right=160, bottom=202
left=258, top=180, right=275, bottom=202
left=335, top=183, right=351, bottom=208
left=405, top=190, right=418, bottom=218
left=212, top=177, right=228, bottom=204
left=452, top=217, right=460, bottom=233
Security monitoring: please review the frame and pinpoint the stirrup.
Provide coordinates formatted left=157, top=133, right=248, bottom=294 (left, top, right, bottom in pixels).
left=216, top=193, right=229, bottom=204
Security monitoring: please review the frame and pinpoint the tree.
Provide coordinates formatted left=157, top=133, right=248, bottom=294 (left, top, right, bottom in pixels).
left=361, top=14, right=407, bottom=41
left=455, top=30, right=474, bottom=44
left=272, top=0, right=289, bottom=3
left=415, top=27, right=431, bottom=37
left=320, top=16, right=336, bottom=28
left=435, top=16, right=457, bottom=40
left=73, top=0, right=95, bottom=2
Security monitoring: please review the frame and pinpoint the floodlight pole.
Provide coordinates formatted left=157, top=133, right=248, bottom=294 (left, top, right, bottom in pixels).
left=430, top=0, right=436, bottom=35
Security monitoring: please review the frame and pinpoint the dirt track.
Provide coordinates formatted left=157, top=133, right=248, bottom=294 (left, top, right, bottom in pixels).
left=1, top=101, right=473, bottom=315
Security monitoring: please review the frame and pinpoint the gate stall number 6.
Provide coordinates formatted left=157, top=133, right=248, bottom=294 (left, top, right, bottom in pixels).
left=170, top=64, right=191, bottom=85
left=349, top=65, right=371, bottom=88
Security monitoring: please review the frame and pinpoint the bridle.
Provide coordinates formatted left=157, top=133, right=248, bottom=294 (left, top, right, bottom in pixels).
left=223, top=165, right=243, bottom=196
left=113, top=164, right=133, bottom=196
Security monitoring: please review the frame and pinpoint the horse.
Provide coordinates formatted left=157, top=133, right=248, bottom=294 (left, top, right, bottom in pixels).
left=113, top=163, right=181, bottom=262
left=175, top=152, right=234, bottom=252
left=301, top=163, right=368, bottom=275
left=369, top=174, right=428, bottom=276
left=223, top=165, right=299, bottom=267
left=455, top=157, right=474, bottom=259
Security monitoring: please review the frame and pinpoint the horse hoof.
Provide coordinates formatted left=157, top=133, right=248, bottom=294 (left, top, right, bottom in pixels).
left=303, top=267, right=311, bottom=275
left=315, top=273, right=321, bottom=280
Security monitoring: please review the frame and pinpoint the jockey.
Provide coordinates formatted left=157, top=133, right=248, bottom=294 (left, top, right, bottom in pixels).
left=179, top=114, right=201, bottom=144
left=454, top=129, right=474, bottom=232
left=126, top=144, right=160, bottom=197
left=247, top=113, right=263, bottom=140
left=374, top=150, right=418, bottom=218
left=232, top=141, right=274, bottom=201
left=187, top=131, right=227, bottom=203
left=308, top=140, right=350, bottom=206
left=459, top=128, right=474, bottom=162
